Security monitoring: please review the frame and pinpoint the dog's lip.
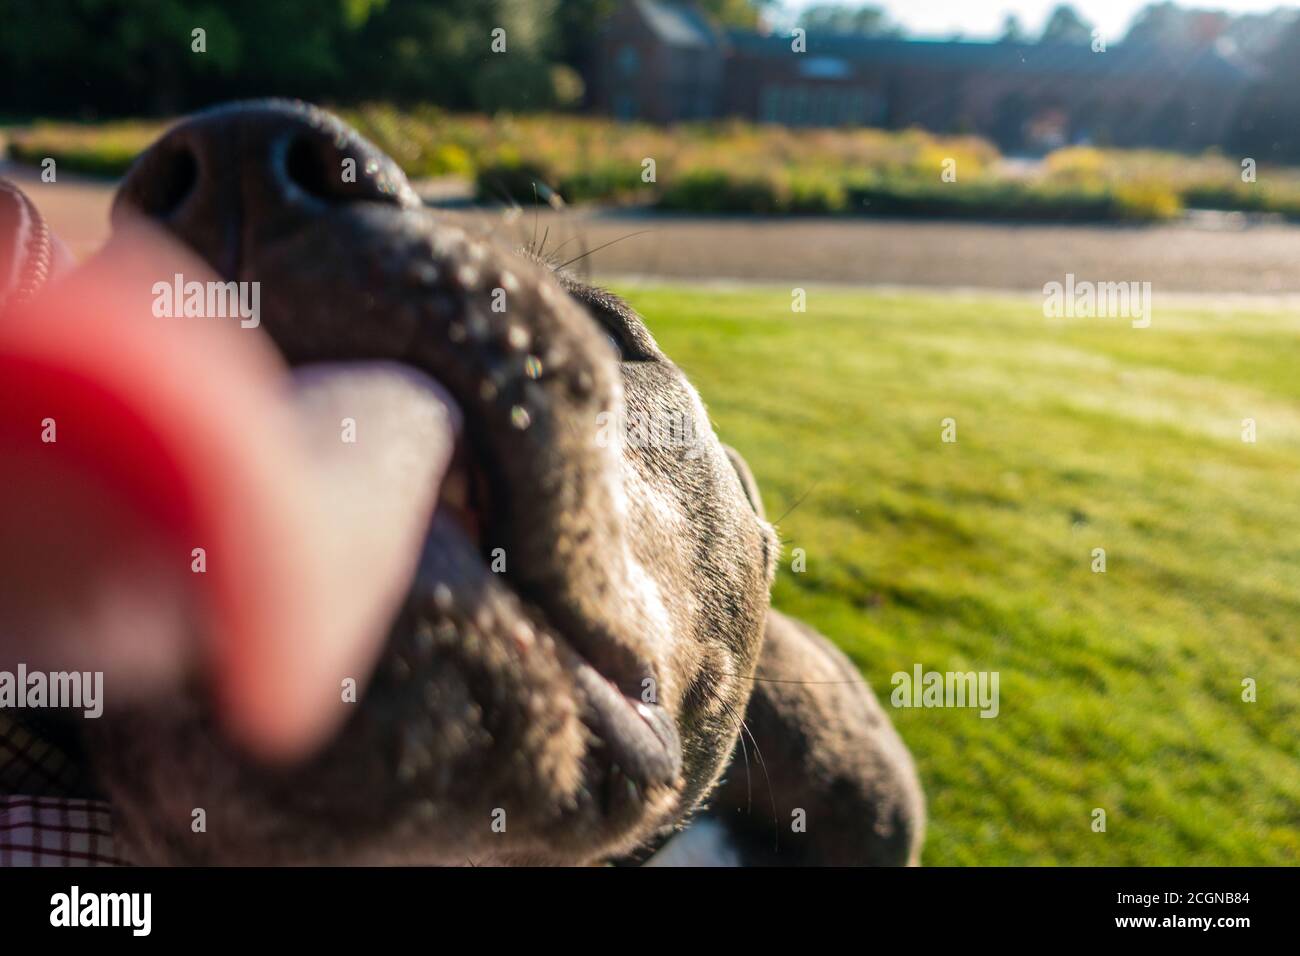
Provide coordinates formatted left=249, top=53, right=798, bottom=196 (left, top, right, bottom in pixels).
left=573, top=664, right=682, bottom=791
left=372, top=395, right=684, bottom=797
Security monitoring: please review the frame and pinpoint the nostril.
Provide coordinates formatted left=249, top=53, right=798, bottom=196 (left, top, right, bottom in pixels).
left=283, top=134, right=341, bottom=202
left=279, top=129, right=412, bottom=207
left=139, top=144, right=198, bottom=219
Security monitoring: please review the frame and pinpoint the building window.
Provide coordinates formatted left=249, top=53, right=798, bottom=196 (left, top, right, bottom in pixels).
left=799, top=57, right=851, bottom=80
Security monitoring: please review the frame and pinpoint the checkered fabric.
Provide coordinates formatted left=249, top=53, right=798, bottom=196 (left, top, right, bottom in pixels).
left=0, top=712, right=127, bottom=866
left=0, top=796, right=126, bottom=867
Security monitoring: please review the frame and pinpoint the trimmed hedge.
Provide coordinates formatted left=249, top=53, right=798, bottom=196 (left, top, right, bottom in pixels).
left=12, top=110, right=1300, bottom=224
left=657, top=169, right=1184, bottom=222
left=846, top=179, right=1182, bottom=222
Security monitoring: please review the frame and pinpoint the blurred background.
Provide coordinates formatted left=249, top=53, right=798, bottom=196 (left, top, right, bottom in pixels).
left=2, top=0, right=1297, bottom=865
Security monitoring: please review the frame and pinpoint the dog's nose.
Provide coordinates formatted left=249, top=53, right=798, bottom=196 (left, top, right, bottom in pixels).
left=113, top=99, right=418, bottom=278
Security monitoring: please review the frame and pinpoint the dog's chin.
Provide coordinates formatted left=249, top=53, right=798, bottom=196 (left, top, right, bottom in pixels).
left=89, top=488, right=690, bottom=867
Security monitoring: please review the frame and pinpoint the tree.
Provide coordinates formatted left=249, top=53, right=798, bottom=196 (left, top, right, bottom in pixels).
left=551, top=0, right=767, bottom=82
left=1124, top=2, right=1194, bottom=48
left=799, top=3, right=895, bottom=37
left=346, top=0, right=562, bottom=111
left=1000, top=13, right=1027, bottom=43
left=0, top=0, right=391, bottom=115
left=1224, top=11, right=1300, bottom=160
left=697, top=0, right=769, bottom=29
left=0, top=0, right=774, bottom=118
left=1040, top=4, right=1094, bottom=44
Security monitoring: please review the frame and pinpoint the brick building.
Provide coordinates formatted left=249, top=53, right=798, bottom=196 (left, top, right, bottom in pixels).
left=588, top=0, right=1253, bottom=153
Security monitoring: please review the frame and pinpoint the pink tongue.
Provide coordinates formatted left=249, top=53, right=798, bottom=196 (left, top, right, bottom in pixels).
left=0, top=225, right=459, bottom=760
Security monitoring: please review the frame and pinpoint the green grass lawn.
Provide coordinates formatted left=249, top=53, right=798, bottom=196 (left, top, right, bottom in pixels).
left=612, top=283, right=1300, bottom=866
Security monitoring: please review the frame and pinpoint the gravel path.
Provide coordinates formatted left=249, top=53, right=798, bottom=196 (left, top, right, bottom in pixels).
left=10, top=159, right=1300, bottom=295
left=465, top=209, right=1300, bottom=295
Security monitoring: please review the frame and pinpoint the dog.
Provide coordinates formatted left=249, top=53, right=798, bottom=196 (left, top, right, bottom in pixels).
left=0, top=101, right=923, bottom=865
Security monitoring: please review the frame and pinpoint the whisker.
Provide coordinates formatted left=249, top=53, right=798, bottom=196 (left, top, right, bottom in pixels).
left=732, top=674, right=867, bottom=686
left=733, top=705, right=753, bottom=814
left=553, top=230, right=655, bottom=272
left=483, top=176, right=522, bottom=217
left=772, top=480, right=821, bottom=525
left=717, top=695, right=752, bottom=815
left=531, top=182, right=539, bottom=254
left=737, top=709, right=779, bottom=852
left=717, top=695, right=777, bottom=851
left=543, top=234, right=584, bottom=264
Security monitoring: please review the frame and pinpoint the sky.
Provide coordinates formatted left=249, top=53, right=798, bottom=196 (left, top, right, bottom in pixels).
left=775, top=0, right=1295, bottom=40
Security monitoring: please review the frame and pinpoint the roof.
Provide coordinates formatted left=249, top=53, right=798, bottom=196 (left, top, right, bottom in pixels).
left=724, top=32, right=1254, bottom=84
left=634, top=0, right=720, bottom=49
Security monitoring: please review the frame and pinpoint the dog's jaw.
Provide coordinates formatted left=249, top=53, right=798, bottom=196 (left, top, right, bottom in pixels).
left=70, top=102, right=776, bottom=866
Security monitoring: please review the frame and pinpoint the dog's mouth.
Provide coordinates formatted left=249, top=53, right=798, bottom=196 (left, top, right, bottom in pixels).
left=236, top=199, right=686, bottom=850
left=417, top=417, right=682, bottom=800
left=308, top=334, right=683, bottom=831
left=0, top=106, right=685, bottom=862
